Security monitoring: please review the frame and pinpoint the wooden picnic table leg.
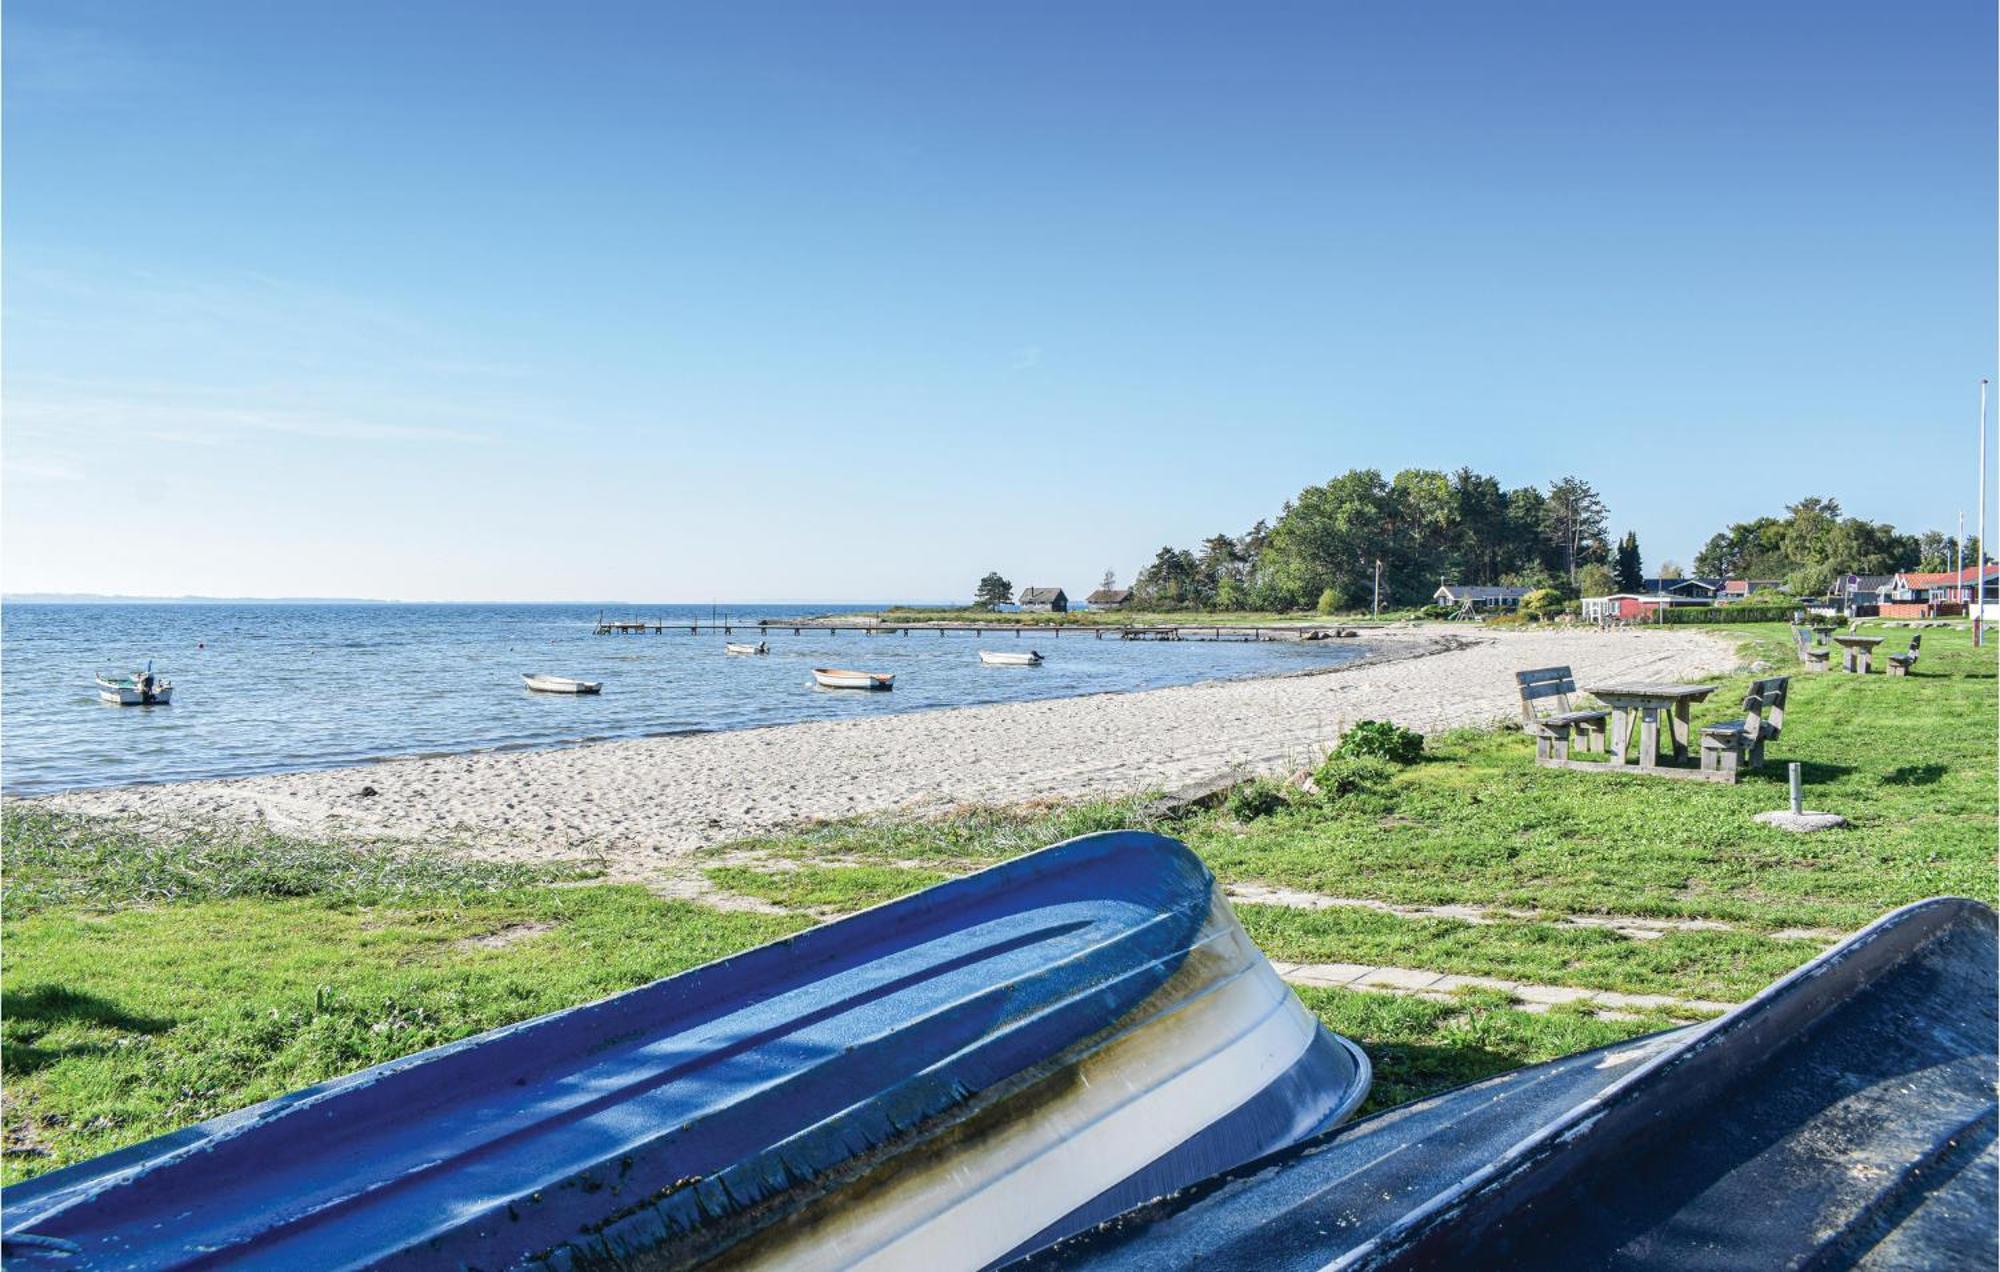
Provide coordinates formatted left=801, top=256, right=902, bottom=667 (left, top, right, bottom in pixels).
left=1670, top=700, right=1691, bottom=761
left=1639, top=706, right=1661, bottom=768
left=1609, top=706, right=1631, bottom=764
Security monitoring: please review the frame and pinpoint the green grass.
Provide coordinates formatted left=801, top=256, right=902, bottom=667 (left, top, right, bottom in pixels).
left=1184, top=623, right=1995, bottom=933
left=4, top=621, right=1990, bottom=1187
left=1, top=880, right=806, bottom=1183
left=3, top=807, right=596, bottom=919
left=707, top=797, right=1163, bottom=867
left=702, top=863, right=954, bottom=911
left=1238, top=905, right=1816, bottom=1004
left=1295, top=986, right=1684, bottom=1115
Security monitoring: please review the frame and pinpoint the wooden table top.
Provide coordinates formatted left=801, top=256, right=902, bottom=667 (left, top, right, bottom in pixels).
left=1585, top=682, right=1719, bottom=701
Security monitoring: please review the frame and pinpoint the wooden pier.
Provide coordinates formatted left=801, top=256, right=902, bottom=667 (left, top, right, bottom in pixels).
left=592, top=619, right=1358, bottom=643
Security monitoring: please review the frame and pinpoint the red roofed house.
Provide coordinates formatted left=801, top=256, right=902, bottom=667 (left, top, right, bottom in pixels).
left=1879, top=564, right=2000, bottom=618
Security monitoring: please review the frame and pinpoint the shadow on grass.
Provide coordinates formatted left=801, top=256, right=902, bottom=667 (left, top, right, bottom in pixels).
left=1882, top=763, right=1949, bottom=788
left=1358, top=1041, right=1529, bottom=1115
left=1744, top=760, right=1855, bottom=786
left=2, top=985, right=174, bottom=1075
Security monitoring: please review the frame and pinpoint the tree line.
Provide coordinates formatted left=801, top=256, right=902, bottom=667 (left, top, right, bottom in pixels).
left=972, top=484, right=1978, bottom=614
left=1126, top=468, right=1624, bottom=611
left=1692, top=498, right=1980, bottom=595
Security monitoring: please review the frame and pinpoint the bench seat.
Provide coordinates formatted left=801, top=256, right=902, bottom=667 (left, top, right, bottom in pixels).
left=1544, top=709, right=1610, bottom=727
left=1699, top=676, right=1789, bottom=778
left=1518, top=666, right=1609, bottom=764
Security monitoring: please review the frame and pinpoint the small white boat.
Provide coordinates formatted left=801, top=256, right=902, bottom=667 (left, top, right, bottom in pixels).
left=725, top=642, right=769, bottom=656
left=978, top=650, right=1044, bottom=667
left=522, top=674, right=603, bottom=695
left=813, top=668, right=894, bottom=690
left=97, top=672, right=172, bottom=705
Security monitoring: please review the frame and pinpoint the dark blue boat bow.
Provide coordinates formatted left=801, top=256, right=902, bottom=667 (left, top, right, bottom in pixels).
left=1014, top=895, right=1999, bottom=1270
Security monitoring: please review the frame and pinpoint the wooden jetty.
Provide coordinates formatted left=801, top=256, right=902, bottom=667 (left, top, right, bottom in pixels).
left=592, top=619, right=1356, bottom=643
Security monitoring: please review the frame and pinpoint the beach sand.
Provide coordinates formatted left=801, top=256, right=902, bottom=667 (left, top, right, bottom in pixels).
left=41, top=626, right=1739, bottom=876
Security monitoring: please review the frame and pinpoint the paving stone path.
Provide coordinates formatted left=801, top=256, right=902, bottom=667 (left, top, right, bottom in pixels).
left=1271, top=960, right=1735, bottom=1020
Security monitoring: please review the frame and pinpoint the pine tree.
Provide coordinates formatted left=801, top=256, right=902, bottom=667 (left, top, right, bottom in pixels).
left=1614, top=532, right=1644, bottom=592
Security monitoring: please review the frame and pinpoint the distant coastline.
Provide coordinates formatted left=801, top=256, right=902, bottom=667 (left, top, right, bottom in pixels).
left=3, top=593, right=400, bottom=605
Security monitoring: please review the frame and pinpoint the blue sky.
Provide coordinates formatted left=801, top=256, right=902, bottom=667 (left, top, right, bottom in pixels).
left=4, top=1, right=1993, bottom=601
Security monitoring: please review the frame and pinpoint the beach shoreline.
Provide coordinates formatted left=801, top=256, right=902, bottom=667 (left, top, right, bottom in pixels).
left=29, top=626, right=1740, bottom=878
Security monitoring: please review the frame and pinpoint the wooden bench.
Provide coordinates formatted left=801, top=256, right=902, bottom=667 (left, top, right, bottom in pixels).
left=1790, top=625, right=1831, bottom=672
left=1699, top=676, right=1788, bottom=780
left=1517, top=667, right=1610, bottom=764
left=1887, top=634, right=1921, bottom=677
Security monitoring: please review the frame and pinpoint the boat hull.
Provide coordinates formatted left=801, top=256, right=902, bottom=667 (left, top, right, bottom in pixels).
left=522, top=675, right=602, bottom=694
left=94, top=679, right=170, bottom=706
left=813, top=668, right=893, bottom=689
left=1017, top=895, right=1999, bottom=1270
left=0, top=831, right=1368, bottom=1269
left=979, top=650, right=1044, bottom=666
left=725, top=642, right=768, bottom=655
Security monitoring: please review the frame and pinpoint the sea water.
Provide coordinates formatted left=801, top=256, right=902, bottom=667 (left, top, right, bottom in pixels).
left=0, top=603, right=1371, bottom=794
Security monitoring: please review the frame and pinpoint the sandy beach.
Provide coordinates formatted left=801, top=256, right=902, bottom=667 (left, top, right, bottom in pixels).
left=41, top=626, right=1738, bottom=875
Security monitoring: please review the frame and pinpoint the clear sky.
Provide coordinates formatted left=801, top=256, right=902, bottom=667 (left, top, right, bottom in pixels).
left=4, top=1, right=1993, bottom=601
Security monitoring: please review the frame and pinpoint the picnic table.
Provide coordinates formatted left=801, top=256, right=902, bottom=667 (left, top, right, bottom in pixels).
left=1584, top=682, right=1720, bottom=768
left=1830, top=633, right=1884, bottom=674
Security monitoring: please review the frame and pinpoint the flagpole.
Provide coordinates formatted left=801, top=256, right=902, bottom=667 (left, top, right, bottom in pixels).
left=1979, top=379, right=1989, bottom=646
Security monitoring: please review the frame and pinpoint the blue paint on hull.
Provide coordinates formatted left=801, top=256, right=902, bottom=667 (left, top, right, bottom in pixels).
left=2, top=830, right=1369, bottom=1269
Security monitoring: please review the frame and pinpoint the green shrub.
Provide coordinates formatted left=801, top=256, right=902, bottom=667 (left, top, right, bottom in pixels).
left=1519, top=588, right=1565, bottom=620
left=1418, top=604, right=1455, bottom=620
left=1311, top=754, right=1395, bottom=801
left=1335, top=719, right=1425, bottom=764
left=1226, top=779, right=1291, bottom=821
left=1659, top=605, right=1795, bottom=625
left=1316, top=587, right=1339, bottom=616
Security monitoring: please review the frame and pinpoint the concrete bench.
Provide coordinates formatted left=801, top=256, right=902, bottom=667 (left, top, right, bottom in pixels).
left=1699, top=676, right=1789, bottom=780
left=1887, top=634, right=1921, bottom=677
left=1790, top=625, right=1831, bottom=672
left=1517, top=666, right=1610, bottom=765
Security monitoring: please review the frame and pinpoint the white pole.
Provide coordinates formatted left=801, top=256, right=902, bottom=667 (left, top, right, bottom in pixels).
left=1979, top=380, right=1989, bottom=645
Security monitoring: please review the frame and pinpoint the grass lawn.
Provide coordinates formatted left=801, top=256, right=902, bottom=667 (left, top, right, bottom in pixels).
left=5, top=621, right=1992, bottom=1178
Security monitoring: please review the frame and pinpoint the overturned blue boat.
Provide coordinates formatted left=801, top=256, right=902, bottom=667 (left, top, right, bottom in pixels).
left=1, top=830, right=1369, bottom=1269
left=1014, top=895, right=1999, bottom=1269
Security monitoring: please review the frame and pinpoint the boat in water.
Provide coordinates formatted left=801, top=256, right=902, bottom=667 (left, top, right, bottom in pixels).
left=725, top=641, right=769, bottom=655
left=1014, top=895, right=1999, bottom=1270
left=0, top=831, right=1369, bottom=1269
left=813, top=667, right=894, bottom=689
left=95, top=665, right=170, bottom=706
left=521, top=673, right=602, bottom=694
left=979, top=649, right=1044, bottom=666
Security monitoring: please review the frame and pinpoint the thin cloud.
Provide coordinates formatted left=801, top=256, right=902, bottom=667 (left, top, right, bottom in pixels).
left=3, top=458, right=86, bottom=483
left=6, top=395, right=494, bottom=446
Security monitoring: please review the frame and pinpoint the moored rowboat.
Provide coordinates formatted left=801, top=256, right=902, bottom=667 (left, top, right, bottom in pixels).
left=0, top=831, right=1369, bottom=1268
left=96, top=674, right=171, bottom=706
left=979, top=649, right=1044, bottom=666
left=725, top=641, right=769, bottom=655
left=813, top=667, right=893, bottom=689
left=521, top=673, right=602, bottom=694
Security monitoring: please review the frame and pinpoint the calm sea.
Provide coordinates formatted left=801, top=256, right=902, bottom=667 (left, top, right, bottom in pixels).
left=0, top=603, right=1371, bottom=795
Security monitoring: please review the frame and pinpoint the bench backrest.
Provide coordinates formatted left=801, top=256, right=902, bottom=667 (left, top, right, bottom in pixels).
left=1516, top=666, right=1578, bottom=723
left=1736, top=675, right=1789, bottom=739
left=1909, top=634, right=1922, bottom=655
left=1790, top=625, right=1811, bottom=652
